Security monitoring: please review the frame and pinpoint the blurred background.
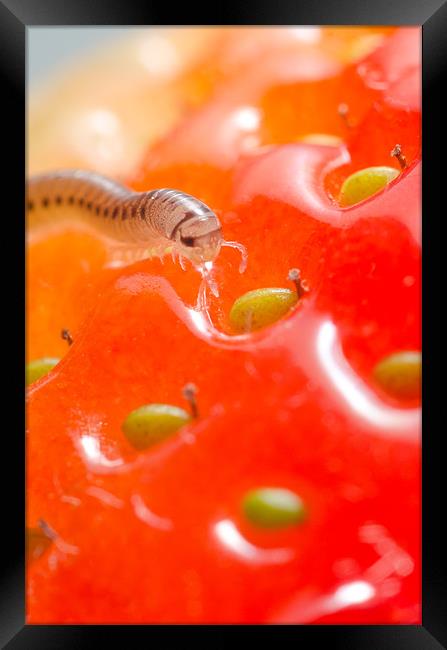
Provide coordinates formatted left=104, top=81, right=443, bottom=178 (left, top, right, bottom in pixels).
left=28, top=27, right=146, bottom=87
left=27, top=27, right=402, bottom=180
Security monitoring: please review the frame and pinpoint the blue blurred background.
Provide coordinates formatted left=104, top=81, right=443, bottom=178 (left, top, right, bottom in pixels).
left=28, top=27, right=145, bottom=87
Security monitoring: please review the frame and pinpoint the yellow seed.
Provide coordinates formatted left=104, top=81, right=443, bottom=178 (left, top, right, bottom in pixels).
left=339, top=166, right=400, bottom=207
left=373, top=351, right=421, bottom=400
left=122, top=403, right=191, bottom=450
left=243, top=487, right=307, bottom=529
left=229, top=288, right=298, bottom=334
left=298, top=133, right=343, bottom=147
left=26, top=357, right=60, bottom=386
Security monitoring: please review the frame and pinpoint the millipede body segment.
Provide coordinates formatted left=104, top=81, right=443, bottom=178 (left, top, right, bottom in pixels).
left=27, top=170, right=223, bottom=265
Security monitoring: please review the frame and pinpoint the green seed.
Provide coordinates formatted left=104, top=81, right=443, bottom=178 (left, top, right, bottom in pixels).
left=26, top=357, right=60, bottom=386
left=339, top=166, right=400, bottom=207
left=122, top=403, right=191, bottom=450
left=229, top=288, right=298, bottom=334
left=373, top=350, right=421, bottom=400
left=243, top=487, right=307, bottom=529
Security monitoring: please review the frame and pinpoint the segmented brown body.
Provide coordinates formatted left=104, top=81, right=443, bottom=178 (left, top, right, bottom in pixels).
left=27, top=170, right=222, bottom=263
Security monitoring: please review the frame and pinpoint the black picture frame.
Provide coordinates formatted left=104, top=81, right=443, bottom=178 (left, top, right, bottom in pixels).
left=1, top=0, right=445, bottom=647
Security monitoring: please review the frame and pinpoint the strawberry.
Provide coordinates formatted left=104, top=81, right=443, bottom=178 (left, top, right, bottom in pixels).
left=27, top=27, right=420, bottom=623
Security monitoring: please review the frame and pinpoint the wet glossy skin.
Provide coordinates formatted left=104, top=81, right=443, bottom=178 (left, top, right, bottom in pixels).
left=27, top=27, right=420, bottom=623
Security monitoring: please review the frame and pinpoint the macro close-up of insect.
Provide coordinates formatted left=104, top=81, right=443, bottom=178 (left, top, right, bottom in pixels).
left=27, top=170, right=247, bottom=308
left=21, top=23, right=424, bottom=633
